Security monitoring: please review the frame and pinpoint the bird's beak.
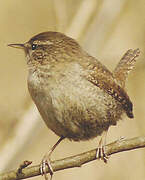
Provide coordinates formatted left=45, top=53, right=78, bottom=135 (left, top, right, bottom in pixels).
left=8, top=43, right=25, bottom=49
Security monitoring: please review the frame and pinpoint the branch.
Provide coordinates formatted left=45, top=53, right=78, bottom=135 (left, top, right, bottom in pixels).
left=65, top=0, right=98, bottom=40
left=0, top=106, right=41, bottom=171
left=1, top=136, right=145, bottom=180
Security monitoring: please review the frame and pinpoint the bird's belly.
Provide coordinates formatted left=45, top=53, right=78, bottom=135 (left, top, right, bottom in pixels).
left=28, top=73, right=123, bottom=141
left=45, top=79, right=123, bottom=141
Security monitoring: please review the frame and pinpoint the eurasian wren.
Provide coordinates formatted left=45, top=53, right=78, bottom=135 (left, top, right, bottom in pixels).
left=8, top=31, right=140, bottom=179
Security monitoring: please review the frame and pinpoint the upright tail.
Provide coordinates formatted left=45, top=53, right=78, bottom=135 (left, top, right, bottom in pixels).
left=113, top=49, right=140, bottom=88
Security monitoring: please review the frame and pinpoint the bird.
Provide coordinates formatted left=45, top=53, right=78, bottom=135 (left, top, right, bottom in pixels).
left=8, top=31, right=140, bottom=179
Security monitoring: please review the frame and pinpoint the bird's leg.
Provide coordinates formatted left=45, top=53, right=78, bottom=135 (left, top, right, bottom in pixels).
left=40, top=137, right=64, bottom=180
left=96, top=130, right=109, bottom=163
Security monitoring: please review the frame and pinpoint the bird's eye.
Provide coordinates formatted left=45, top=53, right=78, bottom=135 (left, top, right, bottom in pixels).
left=31, top=44, right=37, bottom=50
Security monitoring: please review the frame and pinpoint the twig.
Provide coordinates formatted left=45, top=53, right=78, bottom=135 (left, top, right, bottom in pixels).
left=0, top=136, right=145, bottom=180
left=17, top=160, right=32, bottom=174
left=66, top=0, right=98, bottom=39
left=52, top=0, right=68, bottom=31
left=0, top=106, right=41, bottom=171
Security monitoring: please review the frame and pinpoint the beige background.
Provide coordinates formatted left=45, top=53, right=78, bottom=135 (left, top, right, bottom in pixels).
left=0, top=0, right=145, bottom=180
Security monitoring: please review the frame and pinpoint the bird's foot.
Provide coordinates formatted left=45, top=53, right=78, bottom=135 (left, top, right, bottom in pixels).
left=40, top=137, right=64, bottom=180
left=96, top=131, right=109, bottom=163
left=96, top=145, right=109, bottom=163
left=40, top=156, right=53, bottom=180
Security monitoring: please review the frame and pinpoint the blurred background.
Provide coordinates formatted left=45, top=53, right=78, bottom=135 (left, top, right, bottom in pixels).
left=0, top=0, right=145, bottom=179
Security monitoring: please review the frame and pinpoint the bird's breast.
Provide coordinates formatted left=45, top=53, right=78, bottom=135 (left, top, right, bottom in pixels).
left=27, top=64, right=123, bottom=141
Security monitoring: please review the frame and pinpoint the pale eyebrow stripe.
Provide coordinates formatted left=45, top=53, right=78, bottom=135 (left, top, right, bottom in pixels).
left=33, top=40, right=53, bottom=45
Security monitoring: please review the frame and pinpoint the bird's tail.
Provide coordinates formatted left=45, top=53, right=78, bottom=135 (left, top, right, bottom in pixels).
left=113, top=49, right=140, bottom=88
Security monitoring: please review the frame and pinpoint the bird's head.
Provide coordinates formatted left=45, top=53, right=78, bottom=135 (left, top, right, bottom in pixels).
left=8, top=31, right=81, bottom=67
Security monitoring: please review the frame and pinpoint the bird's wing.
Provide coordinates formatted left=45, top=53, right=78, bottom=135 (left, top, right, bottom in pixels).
left=79, top=54, right=133, bottom=118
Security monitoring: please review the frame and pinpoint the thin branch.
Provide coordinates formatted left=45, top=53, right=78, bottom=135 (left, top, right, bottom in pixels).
left=83, top=0, right=127, bottom=53
left=66, top=0, right=98, bottom=40
left=0, top=106, right=41, bottom=171
left=1, top=136, right=145, bottom=180
left=52, top=0, right=68, bottom=32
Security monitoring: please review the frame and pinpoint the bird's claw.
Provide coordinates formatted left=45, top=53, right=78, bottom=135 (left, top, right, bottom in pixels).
left=96, top=146, right=109, bottom=163
left=40, top=137, right=64, bottom=180
left=40, top=158, right=53, bottom=180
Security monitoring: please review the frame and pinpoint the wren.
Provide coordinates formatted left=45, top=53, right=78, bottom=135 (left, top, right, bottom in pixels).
left=8, top=31, right=140, bottom=179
